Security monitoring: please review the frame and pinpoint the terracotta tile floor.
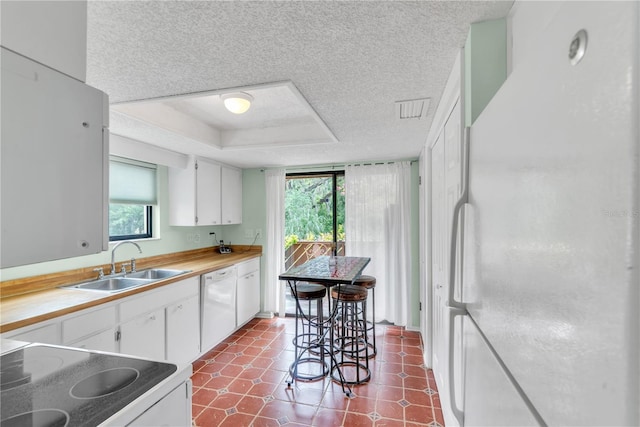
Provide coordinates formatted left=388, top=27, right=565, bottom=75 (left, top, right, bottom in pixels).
left=191, top=317, right=444, bottom=426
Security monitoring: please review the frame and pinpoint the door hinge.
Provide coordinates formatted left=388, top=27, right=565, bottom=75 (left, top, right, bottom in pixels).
left=419, top=302, right=422, bottom=311
left=195, top=216, right=198, bottom=224
left=419, top=176, right=422, bottom=185
left=115, top=329, right=121, bottom=342
left=195, top=161, right=198, bottom=170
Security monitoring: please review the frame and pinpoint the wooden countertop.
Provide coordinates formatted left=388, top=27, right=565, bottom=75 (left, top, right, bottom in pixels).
left=0, top=246, right=262, bottom=333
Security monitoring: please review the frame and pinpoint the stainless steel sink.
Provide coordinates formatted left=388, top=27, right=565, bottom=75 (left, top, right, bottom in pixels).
left=60, top=269, right=189, bottom=293
left=126, top=268, right=189, bottom=280
left=62, top=277, right=155, bottom=292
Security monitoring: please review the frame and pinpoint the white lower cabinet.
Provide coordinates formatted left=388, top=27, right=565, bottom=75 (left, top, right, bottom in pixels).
left=236, top=258, right=260, bottom=326
left=120, top=308, right=165, bottom=361
left=166, top=294, right=200, bottom=365
left=117, top=276, right=199, bottom=364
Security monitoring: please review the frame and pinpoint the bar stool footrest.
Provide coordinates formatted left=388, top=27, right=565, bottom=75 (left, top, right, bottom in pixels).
left=289, top=357, right=329, bottom=382
left=330, top=361, right=371, bottom=385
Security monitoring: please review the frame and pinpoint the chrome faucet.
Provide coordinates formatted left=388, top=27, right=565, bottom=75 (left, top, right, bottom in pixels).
left=111, top=241, right=142, bottom=275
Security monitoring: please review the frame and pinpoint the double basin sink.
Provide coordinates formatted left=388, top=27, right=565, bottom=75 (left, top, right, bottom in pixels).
left=61, top=269, right=190, bottom=293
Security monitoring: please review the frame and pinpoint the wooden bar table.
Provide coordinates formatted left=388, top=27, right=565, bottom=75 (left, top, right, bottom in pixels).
left=279, top=256, right=370, bottom=396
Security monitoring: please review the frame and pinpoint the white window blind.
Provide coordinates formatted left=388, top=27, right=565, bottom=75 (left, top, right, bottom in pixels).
left=109, top=157, right=157, bottom=205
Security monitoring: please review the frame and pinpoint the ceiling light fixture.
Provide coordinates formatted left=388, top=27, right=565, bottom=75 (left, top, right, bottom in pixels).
left=221, top=92, right=253, bottom=114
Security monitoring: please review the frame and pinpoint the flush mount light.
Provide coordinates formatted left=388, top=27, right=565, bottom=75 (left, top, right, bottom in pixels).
left=221, top=92, right=253, bottom=114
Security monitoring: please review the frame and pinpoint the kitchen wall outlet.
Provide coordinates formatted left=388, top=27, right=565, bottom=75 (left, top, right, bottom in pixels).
left=186, top=233, right=201, bottom=243
left=245, top=228, right=254, bottom=238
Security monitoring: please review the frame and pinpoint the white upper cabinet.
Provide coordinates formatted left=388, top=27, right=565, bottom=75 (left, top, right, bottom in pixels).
left=168, top=157, right=221, bottom=226
left=0, top=48, right=109, bottom=268
left=169, top=157, right=242, bottom=226
left=221, top=166, right=242, bottom=225
left=196, top=159, right=222, bottom=226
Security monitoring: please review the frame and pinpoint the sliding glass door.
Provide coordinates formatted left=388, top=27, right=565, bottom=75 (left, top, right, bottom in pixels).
left=283, top=172, right=344, bottom=315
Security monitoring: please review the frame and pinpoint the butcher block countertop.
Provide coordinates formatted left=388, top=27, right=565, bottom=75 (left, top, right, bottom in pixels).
left=0, top=246, right=262, bottom=333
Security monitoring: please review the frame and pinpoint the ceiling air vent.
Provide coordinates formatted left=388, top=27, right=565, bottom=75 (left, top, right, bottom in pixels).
left=395, top=98, right=430, bottom=120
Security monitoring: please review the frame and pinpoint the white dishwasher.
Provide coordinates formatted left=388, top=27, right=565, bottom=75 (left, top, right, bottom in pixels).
left=201, top=265, right=237, bottom=352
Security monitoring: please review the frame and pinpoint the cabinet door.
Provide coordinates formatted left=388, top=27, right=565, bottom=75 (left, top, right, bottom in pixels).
left=166, top=295, right=200, bottom=365
left=168, top=158, right=197, bottom=226
left=1, top=48, right=107, bottom=268
left=120, top=308, right=165, bottom=361
left=237, top=270, right=260, bottom=326
left=196, top=160, right=221, bottom=225
left=221, top=166, right=242, bottom=224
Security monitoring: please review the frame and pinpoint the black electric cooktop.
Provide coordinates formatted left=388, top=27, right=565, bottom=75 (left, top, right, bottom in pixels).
left=0, top=344, right=177, bottom=427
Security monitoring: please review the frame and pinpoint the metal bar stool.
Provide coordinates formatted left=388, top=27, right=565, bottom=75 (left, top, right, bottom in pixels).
left=354, top=275, right=377, bottom=358
left=331, top=284, right=371, bottom=386
left=287, top=282, right=329, bottom=384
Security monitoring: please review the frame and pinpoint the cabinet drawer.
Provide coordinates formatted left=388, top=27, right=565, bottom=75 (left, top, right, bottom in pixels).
left=120, top=277, right=199, bottom=322
left=63, top=305, right=116, bottom=344
left=67, top=328, right=117, bottom=353
left=236, top=258, right=259, bottom=277
left=4, top=322, right=60, bottom=345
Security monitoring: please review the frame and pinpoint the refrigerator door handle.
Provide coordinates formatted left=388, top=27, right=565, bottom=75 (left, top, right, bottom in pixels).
left=448, top=126, right=470, bottom=311
left=448, top=307, right=467, bottom=425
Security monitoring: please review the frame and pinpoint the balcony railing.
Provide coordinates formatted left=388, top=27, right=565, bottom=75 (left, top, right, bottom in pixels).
left=283, top=240, right=346, bottom=315
left=284, top=241, right=346, bottom=270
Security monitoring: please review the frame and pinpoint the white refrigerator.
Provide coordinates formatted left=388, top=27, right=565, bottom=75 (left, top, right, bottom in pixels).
left=450, top=2, right=639, bottom=425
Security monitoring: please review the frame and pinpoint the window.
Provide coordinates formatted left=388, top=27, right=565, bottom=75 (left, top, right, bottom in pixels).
left=109, top=157, right=157, bottom=241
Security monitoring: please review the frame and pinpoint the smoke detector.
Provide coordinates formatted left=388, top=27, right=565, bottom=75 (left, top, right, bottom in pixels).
left=395, top=98, right=431, bottom=120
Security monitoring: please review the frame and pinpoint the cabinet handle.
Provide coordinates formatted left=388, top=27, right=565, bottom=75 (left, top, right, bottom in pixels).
left=115, top=330, right=121, bottom=342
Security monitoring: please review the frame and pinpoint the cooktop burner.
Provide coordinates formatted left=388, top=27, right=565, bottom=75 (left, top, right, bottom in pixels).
left=0, top=345, right=176, bottom=427
left=70, top=367, right=139, bottom=399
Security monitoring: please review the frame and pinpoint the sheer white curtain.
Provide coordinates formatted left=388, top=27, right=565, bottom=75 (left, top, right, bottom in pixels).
left=264, top=168, right=286, bottom=316
left=345, top=162, right=412, bottom=326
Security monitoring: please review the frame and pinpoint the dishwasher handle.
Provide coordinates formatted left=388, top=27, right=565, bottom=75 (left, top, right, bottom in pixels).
left=203, top=266, right=237, bottom=283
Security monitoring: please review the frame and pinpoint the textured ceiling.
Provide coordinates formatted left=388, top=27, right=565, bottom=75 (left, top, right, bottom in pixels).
left=86, top=0, right=514, bottom=169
